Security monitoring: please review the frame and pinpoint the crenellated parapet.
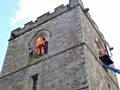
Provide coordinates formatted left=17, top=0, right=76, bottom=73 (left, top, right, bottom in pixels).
left=9, top=0, right=99, bottom=41
left=9, top=0, right=85, bottom=41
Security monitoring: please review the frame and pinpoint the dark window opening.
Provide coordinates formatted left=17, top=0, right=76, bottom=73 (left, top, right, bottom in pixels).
left=28, top=36, right=48, bottom=58
left=28, top=30, right=50, bottom=58
left=28, top=44, right=33, bottom=57
left=32, top=74, right=38, bottom=90
left=107, top=83, right=111, bottom=88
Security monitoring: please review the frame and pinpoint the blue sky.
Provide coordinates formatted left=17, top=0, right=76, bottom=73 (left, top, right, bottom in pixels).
left=0, top=0, right=19, bottom=70
left=0, top=0, right=120, bottom=85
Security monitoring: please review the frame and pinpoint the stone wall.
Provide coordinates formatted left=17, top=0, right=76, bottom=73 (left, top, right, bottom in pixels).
left=2, top=0, right=83, bottom=75
left=0, top=0, right=119, bottom=90
left=80, top=3, right=119, bottom=89
left=84, top=44, right=119, bottom=90
left=26, top=45, right=87, bottom=90
left=0, top=1, right=88, bottom=90
left=0, top=44, right=89, bottom=90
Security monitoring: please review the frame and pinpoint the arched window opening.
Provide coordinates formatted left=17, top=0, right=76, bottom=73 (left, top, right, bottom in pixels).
left=28, top=30, right=50, bottom=58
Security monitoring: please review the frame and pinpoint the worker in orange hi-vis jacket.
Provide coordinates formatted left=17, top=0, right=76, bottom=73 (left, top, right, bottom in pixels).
left=34, top=37, right=45, bottom=56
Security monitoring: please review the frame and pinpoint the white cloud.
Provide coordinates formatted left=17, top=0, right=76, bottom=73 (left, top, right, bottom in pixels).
left=10, top=0, right=69, bottom=26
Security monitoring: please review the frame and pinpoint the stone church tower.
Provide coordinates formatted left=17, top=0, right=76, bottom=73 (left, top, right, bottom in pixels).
left=0, top=0, right=119, bottom=90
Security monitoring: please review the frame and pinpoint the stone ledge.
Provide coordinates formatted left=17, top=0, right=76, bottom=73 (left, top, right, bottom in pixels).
left=0, top=42, right=85, bottom=79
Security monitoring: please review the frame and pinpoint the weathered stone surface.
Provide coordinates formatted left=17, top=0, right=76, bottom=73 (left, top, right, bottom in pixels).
left=0, top=0, right=119, bottom=90
left=2, top=3, right=83, bottom=75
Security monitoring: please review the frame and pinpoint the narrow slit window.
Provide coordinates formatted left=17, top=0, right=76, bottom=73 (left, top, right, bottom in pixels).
left=31, top=74, right=38, bottom=90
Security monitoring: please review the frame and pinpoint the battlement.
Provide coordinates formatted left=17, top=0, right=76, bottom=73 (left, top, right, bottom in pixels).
left=2, top=0, right=119, bottom=89
left=9, top=0, right=85, bottom=41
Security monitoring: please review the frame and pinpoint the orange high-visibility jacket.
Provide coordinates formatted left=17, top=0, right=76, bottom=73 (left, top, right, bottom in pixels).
left=35, top=37, right=45, bottom=48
